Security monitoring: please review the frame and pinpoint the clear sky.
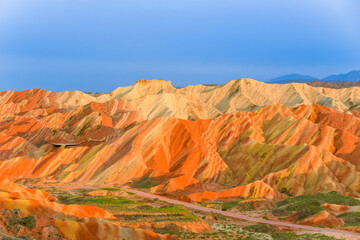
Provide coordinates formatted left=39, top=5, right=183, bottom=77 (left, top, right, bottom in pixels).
left=1, top=0, right=360, bottom=92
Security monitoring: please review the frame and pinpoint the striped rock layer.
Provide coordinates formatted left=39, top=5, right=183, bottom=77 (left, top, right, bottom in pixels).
left=1, top=80, right=360, bottom=200
left=0, top=177, right=174, bottom=240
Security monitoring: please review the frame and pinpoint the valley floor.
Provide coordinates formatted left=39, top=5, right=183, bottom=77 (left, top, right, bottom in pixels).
left=28, top=184, right=360, bottom=240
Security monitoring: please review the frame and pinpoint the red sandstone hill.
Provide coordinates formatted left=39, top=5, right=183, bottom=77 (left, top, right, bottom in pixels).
left=1, top=80, right=360, bottom=202
left=0, top=176, right=174, bottom=240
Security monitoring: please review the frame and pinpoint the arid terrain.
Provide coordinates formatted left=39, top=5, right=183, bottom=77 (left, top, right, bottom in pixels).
left=306, top=80, right=360, bottom=89
left=2, top=79, right=360, bottom=239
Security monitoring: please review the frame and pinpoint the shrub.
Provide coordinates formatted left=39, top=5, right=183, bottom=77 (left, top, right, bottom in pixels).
left=243, top=224, right=275, bottom=233
left=337, top=212, right=360, bottom=226
left=272, top=191, right=360, bottom=220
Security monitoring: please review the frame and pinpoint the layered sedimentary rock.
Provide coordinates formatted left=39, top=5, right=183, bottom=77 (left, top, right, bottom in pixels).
left=0, top=177, right=174, bottom=239
left=3, top=78, right=360, bottom=121
left=2, top=79, right=360, bottom=201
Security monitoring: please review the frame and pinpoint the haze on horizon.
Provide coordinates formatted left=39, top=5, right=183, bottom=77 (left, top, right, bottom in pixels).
left=0, top=0, right=360, bottom=92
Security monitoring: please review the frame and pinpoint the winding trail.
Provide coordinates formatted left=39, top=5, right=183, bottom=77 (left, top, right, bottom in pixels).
left=31, top=185, right=360, bottom=238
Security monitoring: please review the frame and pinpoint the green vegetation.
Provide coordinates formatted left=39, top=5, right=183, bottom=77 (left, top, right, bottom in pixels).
left=17, top=178, right=42, bottom=185
left=271, top=232, right=342, bottom=240
left=337, top=212, right=360, bottom=226
left=198, top=198, right=271, bottom=212
left=221, top=200, right=239, bottom=211
left=280, top=187, right=294, bottom=197
left=77, top=120, right=92, bottom=136
left=156, top=228, right=343, bottom=240
left=6, top=116, right=15, bottom=122
left=65, top=196, right=143, bottom=206
left=66, top=115, right=74, bottom=123
left=117, top=213, right=198, bottom=222
left=272, top=191, right=360, bottom=220
left=60, top=194, right=199, bottom=222
left=140, top=204, right=189, bottom=214
left=131, top=175, right=159, bottom=189
left=100, top=187, right=120, bottom=191
left=213, top=212, right=227, bottom=221
left=35, top=140, right=48, bottom=147
left=52, top=129, right=57, bottom=136
left=9, top=215, right=36, bottom=230
left=243, top=224, right=276, bottom=233
left=122, top=190, right=135, bottom=195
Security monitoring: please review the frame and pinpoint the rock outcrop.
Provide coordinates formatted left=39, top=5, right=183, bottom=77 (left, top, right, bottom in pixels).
left=2, top=80, right=360, bottom=201
left=0, top=177, right=174, bottom=240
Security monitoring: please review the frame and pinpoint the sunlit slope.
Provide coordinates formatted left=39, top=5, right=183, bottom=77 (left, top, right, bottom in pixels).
left=2, top=93, right=360, bottom=200
left=3, top=78, right=360, bottom=120
left=0, top=177, right=174, bottom=240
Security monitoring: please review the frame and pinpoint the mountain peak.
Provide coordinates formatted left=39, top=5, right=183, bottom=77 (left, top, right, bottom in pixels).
left=270, top=74, right=318, bottom=83
left=322, top=70, right=360, bottom=82
left=135, top=79, right=172, bottom=86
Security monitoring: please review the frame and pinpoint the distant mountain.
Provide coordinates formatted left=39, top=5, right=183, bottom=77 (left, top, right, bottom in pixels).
left=322, top=70, right=360, bottom=82
left=269, top=74, right=318, bottom=84
left=307, top=80, right=360, bottom=89
left=270, top=70, right=360, bottom=84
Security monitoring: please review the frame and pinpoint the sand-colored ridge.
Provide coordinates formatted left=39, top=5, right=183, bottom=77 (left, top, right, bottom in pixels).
left=3, top=78, right=360, bottom=121
left=3, top=80, right=360, bottom=202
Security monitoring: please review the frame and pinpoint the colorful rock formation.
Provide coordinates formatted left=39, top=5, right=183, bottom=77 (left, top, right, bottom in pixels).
left=2, top=79, right=360, bottom=202
left=0, top=177, right=174, bottom=239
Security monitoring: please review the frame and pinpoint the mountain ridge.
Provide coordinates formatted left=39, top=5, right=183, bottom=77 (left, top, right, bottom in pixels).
left=3, top=78, right=360, bottom=121
left=270, top=69, right=360, bottom=84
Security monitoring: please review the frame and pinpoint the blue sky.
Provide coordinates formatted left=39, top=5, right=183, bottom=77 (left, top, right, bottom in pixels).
left=0, top=0, right=360, bottom=92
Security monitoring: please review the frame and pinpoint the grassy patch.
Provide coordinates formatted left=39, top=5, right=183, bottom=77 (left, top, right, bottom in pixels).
left=198, top=198, right=267, bottom=212
left=272, top=191, right=360, bottom=220
left=221, top=200, right=239, bottom=211
left=9, top=215, right=36, bottom=230
left=100, top=187, right=120, bottom=191
left=65, top=196, right=143, bottom=206
left=213, top=213, right=227, bottom=221
left=131, top=175, right=159, bottom=189
left=122, top=190, right=135, bottom=195
left=337, top=212, right=360, bottom=226
left=62, top=195, right=198, bottom=222
left=156, top=228, right=344, bottom=240
left=243, top=224, right=276, bottom=233
left=271, top=232, right=342, bottom=240
left=141, top=204, right=189, bottom=214
left=117, top=213, right=198, bottom=222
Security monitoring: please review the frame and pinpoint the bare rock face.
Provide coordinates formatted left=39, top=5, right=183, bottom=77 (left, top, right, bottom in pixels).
left=321, top=203, right=351, bottom=214
left=2, top=79, right=360, bottom=202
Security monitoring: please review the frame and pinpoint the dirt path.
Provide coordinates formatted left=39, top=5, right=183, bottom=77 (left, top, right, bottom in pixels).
left=30, top=185, right=360, bottom=238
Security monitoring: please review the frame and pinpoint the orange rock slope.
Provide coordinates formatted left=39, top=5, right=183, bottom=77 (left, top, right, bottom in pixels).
left=0, top=176, right=174, bottom=240
left=1, top=80, right=360, bottom=201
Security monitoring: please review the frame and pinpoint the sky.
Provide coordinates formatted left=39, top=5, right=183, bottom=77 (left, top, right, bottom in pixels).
left=0, top=0, right=360, bottom=92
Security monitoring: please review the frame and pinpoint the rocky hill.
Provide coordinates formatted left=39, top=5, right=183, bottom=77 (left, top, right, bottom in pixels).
left=3, top=78, right=360, bottom=122
left=2, top=79, right=360, bottom=202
